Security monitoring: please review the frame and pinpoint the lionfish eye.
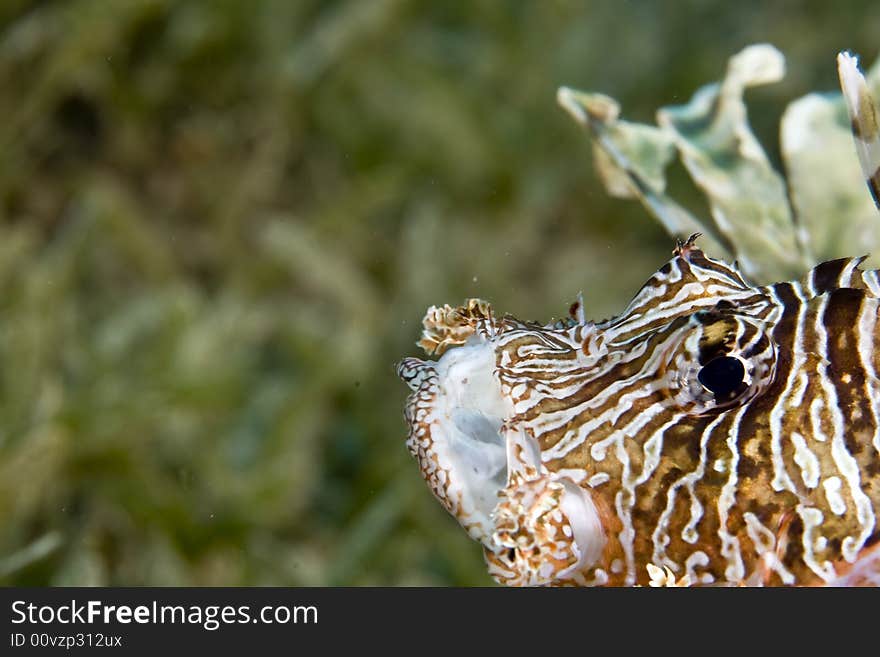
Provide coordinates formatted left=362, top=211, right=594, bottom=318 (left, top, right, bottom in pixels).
left=697, top=356, right=746, bottom=400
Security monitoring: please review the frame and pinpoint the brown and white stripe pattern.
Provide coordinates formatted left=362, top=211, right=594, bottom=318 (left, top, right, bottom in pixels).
left=399, top=241, right=880, bottom=586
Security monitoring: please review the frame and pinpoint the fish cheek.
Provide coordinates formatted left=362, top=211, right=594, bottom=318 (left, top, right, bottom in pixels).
left=659, top=421, right=704, bottom=465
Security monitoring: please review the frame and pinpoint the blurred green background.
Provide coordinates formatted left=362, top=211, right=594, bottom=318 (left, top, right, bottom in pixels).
left=0, top=0, right=877, bottom=586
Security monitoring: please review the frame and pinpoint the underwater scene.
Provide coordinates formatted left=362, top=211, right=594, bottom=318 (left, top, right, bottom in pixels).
left=1, top=0, right=879, bottom=586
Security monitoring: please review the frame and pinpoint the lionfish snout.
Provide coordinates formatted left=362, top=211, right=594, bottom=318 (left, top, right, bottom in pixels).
left=397, top=303, right=611, bottom=582
left=397, top=336, right=514, bottom=544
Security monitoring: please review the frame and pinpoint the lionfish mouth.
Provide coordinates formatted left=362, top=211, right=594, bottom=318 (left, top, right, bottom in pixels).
left=398, top=337, right=512, bottom=543
left=398, top=301, right=608, bottom=585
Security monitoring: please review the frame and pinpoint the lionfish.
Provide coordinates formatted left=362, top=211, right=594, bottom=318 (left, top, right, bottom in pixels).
left=397, top=52, right=880, bottom=586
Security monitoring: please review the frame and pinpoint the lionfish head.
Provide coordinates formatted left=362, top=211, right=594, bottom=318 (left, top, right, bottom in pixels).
left=399, top=241, right=768, bottom=583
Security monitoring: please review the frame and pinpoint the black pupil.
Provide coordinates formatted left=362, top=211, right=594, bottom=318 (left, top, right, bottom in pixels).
left=698, top=356, right=745, bottom=399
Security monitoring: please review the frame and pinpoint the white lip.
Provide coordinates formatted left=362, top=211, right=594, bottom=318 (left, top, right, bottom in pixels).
left=419, top=336, right=515, bottom=544
left=403, top=326, right=609, bottom=582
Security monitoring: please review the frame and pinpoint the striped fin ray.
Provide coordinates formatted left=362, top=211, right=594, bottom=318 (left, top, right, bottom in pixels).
left=838, top=51, right=880, bottom=209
